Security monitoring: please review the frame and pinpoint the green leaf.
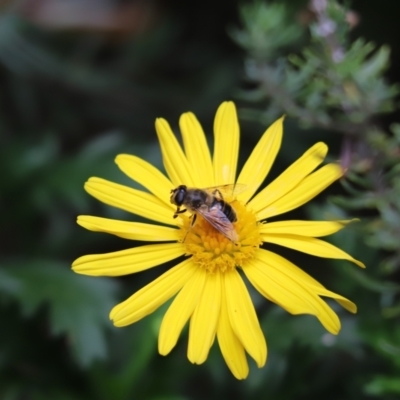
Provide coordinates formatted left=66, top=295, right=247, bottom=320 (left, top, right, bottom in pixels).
left=358, top=45, right=391, bottom=82
left=347, top=268, right=400, bottom=293
left=364, top=375, right=400, bottom=396
left=89, top=307, right=165, bottom=400
left=1, top=259, right=118, bottom=367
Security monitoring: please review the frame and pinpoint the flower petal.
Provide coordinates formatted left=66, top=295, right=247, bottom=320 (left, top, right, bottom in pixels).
left=77, top=216, right=179, bottom=241
left=179, top=112, right=214, bottom=187
left=188, top=271, right=222, bottom=364
left=245, top=251, right=341, bottom=334
left=72, top=243, right=185, bottom=276
left=224, top=269, right=267, bottom=368
left=250, top=249, right=356, bottom=313
left=213, top=102, right=239, bottom=185
left=256, top=163, right=343, bottom=220
left=115, top=154, right=174, bottom=205
left=249, top=142, right=328, bottom=214
left=311, top=286, right=357, bottom=313
left=312, top=297, right=342, bottom=334
left=155, top=118, right=195, bottom=187
left=262, top=234, right=365, bottom=268
left=158, top=268, right=206, bottom=355
left=84, top=177, right=175, bottom=226
left=217, top=282, right=249, bottom=380
left=244, top=258, right=321, bottom=316
left=259, top=219, right=356, bottom=237
left=237, top=116, right=284, bottom=203
left=110, top=258, right=196, bottom=327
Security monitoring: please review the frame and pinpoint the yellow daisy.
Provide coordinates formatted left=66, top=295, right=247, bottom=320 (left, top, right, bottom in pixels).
left=72, top=101, right=365, bottom=379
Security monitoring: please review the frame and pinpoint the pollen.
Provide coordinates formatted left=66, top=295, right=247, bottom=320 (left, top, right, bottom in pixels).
left=178, top=200, right=262, bottom=273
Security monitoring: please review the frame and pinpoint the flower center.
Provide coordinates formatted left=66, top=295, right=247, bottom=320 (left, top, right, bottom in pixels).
left=178, top=199, right=262, bottom=273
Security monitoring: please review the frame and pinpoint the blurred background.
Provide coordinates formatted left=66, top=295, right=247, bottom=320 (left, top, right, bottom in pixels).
left=1, top=0, right=400, bottom=399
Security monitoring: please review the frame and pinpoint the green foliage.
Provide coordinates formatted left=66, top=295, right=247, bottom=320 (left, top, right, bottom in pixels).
left=365, top=376, right=400, bottom=397
left=231, top=1, right=303, bottom=59
left=233, top=2, right=398, bottom=127
left=1, top=260, right=118, bottom=366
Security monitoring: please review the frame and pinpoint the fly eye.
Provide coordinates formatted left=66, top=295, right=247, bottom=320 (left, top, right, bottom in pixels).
left=170, top=187, right=184, bottom=206
left=176, top=189, right=185, bottom=205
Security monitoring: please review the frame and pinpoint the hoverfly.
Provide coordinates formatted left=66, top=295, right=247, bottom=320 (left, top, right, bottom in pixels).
left=170, top=184, right=246, bottom=243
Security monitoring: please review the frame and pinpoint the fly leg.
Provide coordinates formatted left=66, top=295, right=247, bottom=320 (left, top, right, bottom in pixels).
left=173, top=207, right=187, bottom=218
left=190, top=213, right=197, bottom=227
left=182, top=213, right=197, bottom=243
left=212, top=189, right=224, bottom=199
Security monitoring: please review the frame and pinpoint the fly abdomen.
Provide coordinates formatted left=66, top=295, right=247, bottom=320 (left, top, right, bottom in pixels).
left=212, top=199, right=237, bottom=223
left=223, top=202, right=237, bottom=223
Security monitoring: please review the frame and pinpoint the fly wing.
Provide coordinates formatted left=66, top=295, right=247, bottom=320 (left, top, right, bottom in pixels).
left=203, top=183, right=247, bottom=199
left=197, top=204, right=239, bottom=242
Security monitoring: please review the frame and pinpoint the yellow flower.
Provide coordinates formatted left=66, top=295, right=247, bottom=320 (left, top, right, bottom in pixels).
left=72, top=101, right=365, bottom=379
